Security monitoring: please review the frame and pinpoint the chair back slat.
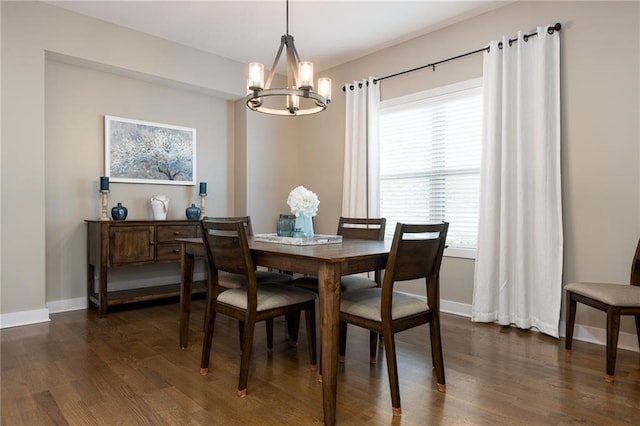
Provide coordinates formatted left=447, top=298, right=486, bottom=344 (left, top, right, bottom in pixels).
left=630, top=238, right=640, bottom=287
left=337, top=217, right=386, bottom=241
left=201, top=219, right=256, bottom=282
left=382, top=222, right=448, bottom=309
left=393, top=237, right=443, bottom=282
left=204, top=216, right=254, bottom=236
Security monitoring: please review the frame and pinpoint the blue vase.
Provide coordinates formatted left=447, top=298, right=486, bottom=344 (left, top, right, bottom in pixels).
left=185, top=203, right=201, bottom=220
left=111, top=202, right=128, bottom=220
left=293, top=214, right=314, bottom=238
left=277, top=215, right=295, bottom=237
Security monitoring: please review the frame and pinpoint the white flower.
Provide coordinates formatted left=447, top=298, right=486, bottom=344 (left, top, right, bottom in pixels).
left=287, top=186, right=320, bottom=217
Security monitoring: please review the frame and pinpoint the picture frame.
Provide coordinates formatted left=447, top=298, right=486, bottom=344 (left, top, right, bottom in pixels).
left=104, top=115, right=196, bottom=185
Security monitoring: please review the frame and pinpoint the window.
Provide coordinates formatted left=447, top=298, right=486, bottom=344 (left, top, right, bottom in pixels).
left=379, top=79, right=482, bottom=258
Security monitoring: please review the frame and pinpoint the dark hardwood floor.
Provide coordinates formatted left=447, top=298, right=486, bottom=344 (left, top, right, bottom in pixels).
left=2, top=298, right=639, bottom=425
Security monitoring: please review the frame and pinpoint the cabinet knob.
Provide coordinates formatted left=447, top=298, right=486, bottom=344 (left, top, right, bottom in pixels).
left=173, top=249, right=180, bottom=254
left=174, top=231, right=180, bottom=236
left=149, top=241, right=156, bottom=245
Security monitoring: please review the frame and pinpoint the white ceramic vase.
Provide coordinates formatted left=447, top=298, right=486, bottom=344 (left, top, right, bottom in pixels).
left=151, top=195, right=169, bottom=220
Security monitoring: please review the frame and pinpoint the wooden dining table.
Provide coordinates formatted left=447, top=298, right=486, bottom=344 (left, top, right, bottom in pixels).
left=178, top=236, right=390, bottom=426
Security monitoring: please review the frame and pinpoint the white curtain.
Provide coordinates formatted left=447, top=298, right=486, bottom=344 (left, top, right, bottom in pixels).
left=472, top=27, right=563, bottom=337
left=342, top=77, right=380, bottom=218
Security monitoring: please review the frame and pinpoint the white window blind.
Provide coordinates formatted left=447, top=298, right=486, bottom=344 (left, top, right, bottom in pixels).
left=380, top=79, right=482, bottom=256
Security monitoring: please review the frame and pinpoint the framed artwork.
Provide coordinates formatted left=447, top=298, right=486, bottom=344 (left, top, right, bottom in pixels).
left=104, top=115, right=196, bottom=185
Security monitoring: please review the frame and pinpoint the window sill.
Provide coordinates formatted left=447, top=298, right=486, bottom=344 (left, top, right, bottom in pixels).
left=444, top=247, right=476, bottom=260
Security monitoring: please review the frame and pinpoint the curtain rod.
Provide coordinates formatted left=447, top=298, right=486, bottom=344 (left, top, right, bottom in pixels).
left=342, top=22, right=561, bottom=91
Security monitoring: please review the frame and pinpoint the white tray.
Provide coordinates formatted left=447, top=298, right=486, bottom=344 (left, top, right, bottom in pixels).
left=254, top=233, right=343, bottom=246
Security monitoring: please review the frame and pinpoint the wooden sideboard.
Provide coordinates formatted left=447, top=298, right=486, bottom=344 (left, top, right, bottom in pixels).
left=85, top=219, right=206, bottom=316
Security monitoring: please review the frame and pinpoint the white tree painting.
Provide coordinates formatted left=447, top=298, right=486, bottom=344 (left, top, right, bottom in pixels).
left=105, top=116, right=196, bottom=185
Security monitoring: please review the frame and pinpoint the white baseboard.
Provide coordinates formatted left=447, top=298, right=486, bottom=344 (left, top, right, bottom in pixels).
left=440, top=300, right=639, bottom=353
left=0, top=308, right=50, bottom=329
left=47, top=297, right=87, bottom=314
left=441, top=299, right=472, bottom=317
left=558, top=320, right=639, bottom=353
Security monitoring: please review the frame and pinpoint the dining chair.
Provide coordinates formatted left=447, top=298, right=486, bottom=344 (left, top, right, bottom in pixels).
left=339, top=222, right=448, bottom=416
left=199, top=219, right=318, bottom=397
left=564, top=238, right=640, bottom=383
left=205, top=216, right=294, bottom=288
left=201, top=216, right=299, bottom=349
left=293, top=216, right=387, bottom=292
left=292, top=217, right=386, bottom=360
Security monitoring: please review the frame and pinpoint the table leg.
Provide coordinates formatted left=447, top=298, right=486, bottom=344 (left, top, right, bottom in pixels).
left=179, top=243, right=195, bottom=349
left=318, top=263, right=341, bottom=426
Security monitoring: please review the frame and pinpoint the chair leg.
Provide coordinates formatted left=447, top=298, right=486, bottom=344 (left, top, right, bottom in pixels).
left=238, top=321, right=245, bottom=350
left=369, top=331, right=379, bottom=364
left=382, top=329, right=402, bottom=416
left=634, top=314, right=640, bottom=349
left=429, top=316, right=446, bottom=392
left=266, top=318, right=274, bottom=352
left=605, top=309, right=621, bottom=383
left=202, top=272, right=213, bottom=331
left=339, top=321, right=347, bottom=362
left=199, top=305, right=217, bottom=375
left=288, top=312, right=301, bottom=346
left=237, top=318, right=256, bottom=397
left=305, top=304, right=318, bottom=370
left=565, top=292, right=577, bottom=354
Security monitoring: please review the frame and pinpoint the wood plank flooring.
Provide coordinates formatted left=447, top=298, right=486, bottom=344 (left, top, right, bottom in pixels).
left=2, top=298, right=639, bottom=425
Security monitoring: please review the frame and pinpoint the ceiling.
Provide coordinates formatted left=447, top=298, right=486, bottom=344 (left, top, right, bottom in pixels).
left=49, top=0, right=511, bottom=74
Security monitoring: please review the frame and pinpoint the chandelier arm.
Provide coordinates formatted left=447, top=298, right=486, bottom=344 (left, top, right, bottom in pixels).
left=289, top=40, right=303, bottom=88
left=265, top=36, right=287, bottom=89
left=289, top=41, right=303, bottom=68
left=285, top=37, right=299, bottom=88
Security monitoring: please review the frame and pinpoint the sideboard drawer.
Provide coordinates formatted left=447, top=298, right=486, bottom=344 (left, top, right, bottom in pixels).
left=156, top=225, right=198, bottom=242
left=156, top=243, right=183, bottom=261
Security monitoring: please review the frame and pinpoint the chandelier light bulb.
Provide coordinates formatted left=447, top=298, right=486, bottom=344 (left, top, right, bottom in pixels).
left=318, top=77, right=332, bottom=101
left=298, top=61, right=314, bottom=89
left=287, top=89, right=300, bottom=113
left=248, top=62, right=264, bottom=90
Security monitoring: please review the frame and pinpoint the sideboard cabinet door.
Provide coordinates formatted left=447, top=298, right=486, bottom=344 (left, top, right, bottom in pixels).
left=109, top=225, right=155, bottom=264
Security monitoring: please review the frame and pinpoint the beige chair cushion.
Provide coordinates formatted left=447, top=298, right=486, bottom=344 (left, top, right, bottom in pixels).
left=340, top=275, right=378, bottom=291
left=218, top=284, right=317, bottom=311
left=340, top=288, right=429, bottom=321
left=218, top=270, right=293, bottom=289
left=291, top=276, right=320, bottom=292
left=293, top=274, right=378, bottom=292
left=565, top=282, right=640, bottom=307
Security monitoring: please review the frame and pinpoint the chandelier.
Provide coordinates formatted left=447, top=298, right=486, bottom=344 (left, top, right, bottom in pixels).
left=246, top=0, right=331, bottom=116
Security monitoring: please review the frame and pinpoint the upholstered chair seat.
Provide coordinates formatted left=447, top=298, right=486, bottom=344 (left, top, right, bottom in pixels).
left=565, top=242, right=640, bottom=383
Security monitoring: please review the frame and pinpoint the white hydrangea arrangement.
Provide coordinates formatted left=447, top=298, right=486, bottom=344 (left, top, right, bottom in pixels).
left=287, top=186, right=320, bottom=217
